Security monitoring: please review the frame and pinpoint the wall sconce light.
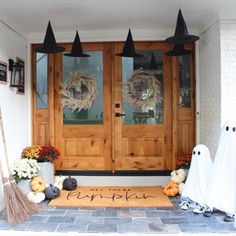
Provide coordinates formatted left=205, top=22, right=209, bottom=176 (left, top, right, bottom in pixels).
left=8, top=59, right=24, bottom=88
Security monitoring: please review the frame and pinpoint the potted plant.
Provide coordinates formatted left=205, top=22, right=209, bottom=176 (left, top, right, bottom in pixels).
left=22, top=145, right=60, bottom=185
left=176, top=153, right=192, bottom=175
left=11, top=159, right=40, bottom=194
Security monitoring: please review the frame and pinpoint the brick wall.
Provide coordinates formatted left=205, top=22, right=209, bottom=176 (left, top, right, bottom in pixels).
left=199, top=22, right=221, bottom=158
left=220, top=21, right=236, bottom=122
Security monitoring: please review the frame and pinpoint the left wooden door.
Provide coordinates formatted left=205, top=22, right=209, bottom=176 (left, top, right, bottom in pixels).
left=32, top=43, right=113, bottom=171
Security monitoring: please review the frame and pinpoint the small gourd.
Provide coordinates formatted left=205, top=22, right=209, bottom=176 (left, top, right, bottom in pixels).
left=170, top=169, right=186, bottom=184
left=63, top=176, right=77, bottom=191
left=163, top=181, right=179, bottom=197
left=53, top=175, right=66, bottom=191
left=178, top=182, right=185, bottom=195
left=31, top=176, right=46, bottom=192
left=44, top=184, right=60, bottom=200
left=27, top=191, right=45, bottom=203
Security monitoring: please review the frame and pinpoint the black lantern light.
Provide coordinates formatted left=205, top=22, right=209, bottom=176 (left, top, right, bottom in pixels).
left=8, top=59, right=24, bottom=88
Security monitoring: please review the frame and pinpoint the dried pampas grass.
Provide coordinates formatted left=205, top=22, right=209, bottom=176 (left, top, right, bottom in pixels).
left=123, top=69, right=162, bottom=108
left=61, top=71, right=97, bottom=112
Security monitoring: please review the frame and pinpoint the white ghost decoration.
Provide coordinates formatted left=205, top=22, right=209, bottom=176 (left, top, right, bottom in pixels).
left=205, top=120, right=236, bottom=215
left=181, top=144, right=213, bottom=206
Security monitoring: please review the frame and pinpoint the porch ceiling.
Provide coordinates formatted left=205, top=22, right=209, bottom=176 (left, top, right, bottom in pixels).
left=0, top=0, right=236, bottom=38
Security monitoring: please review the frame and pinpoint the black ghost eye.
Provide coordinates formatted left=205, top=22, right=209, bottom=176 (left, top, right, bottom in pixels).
left=193, top=151, right=196, bottom=155
left=233, top=127, right=236, bottom=132
left=198, top=151, right=200, bottom=155
left=226, top=126, right=229, bottom=131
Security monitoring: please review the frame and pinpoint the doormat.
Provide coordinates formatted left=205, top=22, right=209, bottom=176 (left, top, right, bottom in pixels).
left=49, top=186, right=173, bottom=208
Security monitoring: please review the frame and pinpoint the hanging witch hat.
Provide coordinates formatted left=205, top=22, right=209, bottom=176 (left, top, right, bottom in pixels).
left=166, top=44, right=191, bottom=56
left=116, top=29, right=143, bottom=57
left=35, top=21, right=65, bottom=54
left=165, top=9, right=199, bottom=44
left=149, top=53, right=157, bottom=70
left=64, top=31, right=90, bottom=57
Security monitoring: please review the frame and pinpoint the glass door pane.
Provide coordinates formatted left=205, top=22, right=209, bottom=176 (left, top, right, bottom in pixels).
left=36, top=53, right=48, bottom=109
left=122, top=51, right=164, bottom=125
left=62, top=51, right=103, bottom=125
left=178, top=55, right=191, bottom=107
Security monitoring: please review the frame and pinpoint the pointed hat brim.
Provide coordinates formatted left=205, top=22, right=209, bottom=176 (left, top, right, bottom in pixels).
left=165, top=34, right=200, bottom=44
left=115, top=52, right=143, bottom=57
left=166, top=47, right=191, bottom=56
left=64, top=52, right=90, bottom=57
left=35, top=45, right=65, bottom=54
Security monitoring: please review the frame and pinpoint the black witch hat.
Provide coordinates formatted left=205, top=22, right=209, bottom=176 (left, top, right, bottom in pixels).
left=64, top=31, right=90, bottom=57
left=166, top=44, right=191, bottom=56
left=35, top=21, right=65, bottom=54
left=149, top=53, right=157, bottom=70
left=165, top=9, right=199, bottom=44
left=116, top=29, right=143, bottom=57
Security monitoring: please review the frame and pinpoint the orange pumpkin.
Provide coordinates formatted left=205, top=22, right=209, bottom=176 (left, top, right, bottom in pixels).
left=163, top=181, right=179, bottom=197
left=31, top=176, right=46, bottom=193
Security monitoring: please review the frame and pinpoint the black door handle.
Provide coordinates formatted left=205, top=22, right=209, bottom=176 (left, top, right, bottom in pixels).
left=115, top=112, right=126, bottom=117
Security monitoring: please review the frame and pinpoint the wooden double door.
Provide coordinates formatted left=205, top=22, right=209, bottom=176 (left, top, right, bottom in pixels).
left=32, top=41, right=195, bottom=172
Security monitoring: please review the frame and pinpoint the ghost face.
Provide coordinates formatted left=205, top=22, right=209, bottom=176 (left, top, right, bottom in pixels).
left=191, top=144, right=210, bottom=160
left=224, top=124, right=236, bottom=133
left=220, top=121, right=236, bottom=146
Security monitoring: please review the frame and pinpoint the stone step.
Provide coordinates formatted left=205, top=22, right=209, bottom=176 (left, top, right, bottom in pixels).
left=66, top=175, right=170, bottom=187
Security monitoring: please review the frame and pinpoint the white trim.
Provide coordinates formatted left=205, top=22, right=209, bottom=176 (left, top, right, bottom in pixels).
left=28, top=28, right=200, bottom=44
left=195, top=41, right=200, bottom=144
left=0, top=12, right=27, bottom=40
left=27, top=41, right=32, bottom=146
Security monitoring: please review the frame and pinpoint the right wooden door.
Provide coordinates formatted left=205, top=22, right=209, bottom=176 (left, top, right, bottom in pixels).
left=113, top=42, right=173, bottom=171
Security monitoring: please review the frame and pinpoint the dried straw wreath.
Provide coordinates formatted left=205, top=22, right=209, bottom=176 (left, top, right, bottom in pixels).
left=61, top=71, right=97, bottom=112
left=123, top=69, right=162, bottom=107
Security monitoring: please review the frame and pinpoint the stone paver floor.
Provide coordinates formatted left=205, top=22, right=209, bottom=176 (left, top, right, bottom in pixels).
left=0, top=196, right=236, bottom=234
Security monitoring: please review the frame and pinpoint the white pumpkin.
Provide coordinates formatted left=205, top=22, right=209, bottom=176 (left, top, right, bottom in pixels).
left=178, top=182, right=185, bottom=195
left=53, top=175, right=66, bottom=190
left=27, top=192, right=45, bottom=203
left=171, top=169, right=186, bottom=184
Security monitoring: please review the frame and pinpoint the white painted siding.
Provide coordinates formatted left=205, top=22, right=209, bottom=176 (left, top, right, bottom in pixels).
left=220, top=21, right=236, bottom=122
left=0, top=21, right=28, bottom=211
left=199, top=22, right=221, bottom=158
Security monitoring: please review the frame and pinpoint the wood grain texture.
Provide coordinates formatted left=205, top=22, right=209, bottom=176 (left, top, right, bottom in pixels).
left=113, top=42, right=173, bottom=171
left=31, top=42, right=196, bottom=172
left=53, top=43, right=112, bottom=170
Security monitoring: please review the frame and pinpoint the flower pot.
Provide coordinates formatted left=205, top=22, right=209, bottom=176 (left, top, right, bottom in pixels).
left=37, top=162, right=55, bottom=185
left=17, top=179, right=32, bottom=195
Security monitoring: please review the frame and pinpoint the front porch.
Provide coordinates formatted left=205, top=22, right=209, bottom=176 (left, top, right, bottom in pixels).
left=1, top=0, right=236, bottom=234
left=1, top=195, right=235, bottom=235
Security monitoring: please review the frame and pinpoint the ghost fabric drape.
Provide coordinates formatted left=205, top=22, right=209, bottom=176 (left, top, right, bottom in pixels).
left=205, top=120, right=236, bottom=216
left=181, top=144, right=213, bottom=211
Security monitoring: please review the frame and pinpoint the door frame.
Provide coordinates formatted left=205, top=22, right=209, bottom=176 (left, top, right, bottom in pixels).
left=31, top=41, right=196, bottom=173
